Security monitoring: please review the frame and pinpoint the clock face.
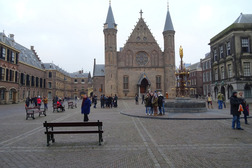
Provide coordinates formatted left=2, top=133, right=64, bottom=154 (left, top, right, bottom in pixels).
left=136, top=52, right=148, bottom=66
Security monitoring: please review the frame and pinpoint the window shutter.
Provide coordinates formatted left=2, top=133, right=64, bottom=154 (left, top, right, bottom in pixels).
left=16, top=53, right=19, bottom=64
left=10, top=51, right=12, bottom=62
left=10, top=70, right=12, bottom=81
left=0, top=46, right=2, bottom=58
left=6, top=69, right=9, bottom=81
left=15, top=71, right=18, bottom=83
left=0, top=67, right=2, bottom=80
left=7, top=49, right=9, bottom=61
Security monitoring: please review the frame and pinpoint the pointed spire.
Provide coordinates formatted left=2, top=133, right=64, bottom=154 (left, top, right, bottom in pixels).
left=104, top=1, right=117, bottom=29
left=163, top=2, right=174, bottom=32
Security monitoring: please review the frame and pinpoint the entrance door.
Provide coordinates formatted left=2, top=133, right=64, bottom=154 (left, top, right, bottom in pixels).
left=140, top=78, right=149, bottom=94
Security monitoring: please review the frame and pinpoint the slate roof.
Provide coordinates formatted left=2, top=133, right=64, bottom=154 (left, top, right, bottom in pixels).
left=163, top=9, right=174, bottom=31
left=234, top=13, right=252, bottom=23
left=70, top=71, right=89, bottom=78
left=210, top=13, right=252, bottom=44
left=93, top=64, right=105, bottom=77
left=187, top=62, right=201, bottom=71
left=43, top=63, right=70, bottom=76
left=0, top=32, right=43, bottom=69
left=104, top=5, right=117, bottom=29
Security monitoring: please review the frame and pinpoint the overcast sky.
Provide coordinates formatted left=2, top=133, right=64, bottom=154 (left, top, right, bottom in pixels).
left=1, top=0, right=251, bottom=74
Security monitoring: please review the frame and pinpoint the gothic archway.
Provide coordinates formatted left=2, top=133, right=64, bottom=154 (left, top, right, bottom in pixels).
left=228, top=85, right=233, bottom=99
left=221, top=86, right=225, bottom=100
left=140, top=78, right=149, bottom=94
left=214, top=86, right=218, bottom=99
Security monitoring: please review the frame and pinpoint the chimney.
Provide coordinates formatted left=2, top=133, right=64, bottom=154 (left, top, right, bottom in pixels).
left=31, top=46, right=34, bottom=50
left=9, top=34, right=15, bottom=41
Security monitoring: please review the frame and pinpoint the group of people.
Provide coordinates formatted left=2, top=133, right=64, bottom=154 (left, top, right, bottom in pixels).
left=99, top=95, right=118, bottom=108
left=207, top=91, right=249, bottom=130
left=140, top=91, right=165, bottom=116
left=230, top=91, right=249, bottom=130
left=25, top=96, right=48, bottom=109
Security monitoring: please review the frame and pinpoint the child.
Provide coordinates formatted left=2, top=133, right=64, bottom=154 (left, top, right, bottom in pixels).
left=243, top=101, right=249, bottom=125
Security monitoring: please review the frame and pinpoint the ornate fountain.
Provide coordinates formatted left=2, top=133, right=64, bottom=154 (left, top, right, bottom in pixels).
left=174, top=46, right=190, bottom=97
left=164, top=46, right=207, bottom=113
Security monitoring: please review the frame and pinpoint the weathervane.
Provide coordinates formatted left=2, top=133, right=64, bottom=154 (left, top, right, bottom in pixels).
left=167, top=0, right=169, bottom=10
left=109, top=0, right=111, bottom=6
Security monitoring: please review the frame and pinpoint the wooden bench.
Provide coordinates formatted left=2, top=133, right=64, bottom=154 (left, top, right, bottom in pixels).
left=25, top=106, right=46, bottom=120
left=68, top=101, right=77, bottom=109
left=43, top=120, right=103, bottom=146
left=68, top=101, right=74, bottom=109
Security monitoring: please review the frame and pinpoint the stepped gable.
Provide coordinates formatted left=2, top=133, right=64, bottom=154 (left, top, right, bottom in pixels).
left=124, top=18, right=161, bottom=50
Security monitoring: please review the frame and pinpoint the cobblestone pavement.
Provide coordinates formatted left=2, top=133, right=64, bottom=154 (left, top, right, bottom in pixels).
left=0, top=100, right=251, bottom=168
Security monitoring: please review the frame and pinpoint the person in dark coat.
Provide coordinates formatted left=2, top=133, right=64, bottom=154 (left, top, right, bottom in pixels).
left=81, top=94, right=91, bottom=122
left=230, top=91, right=243, bottom=130
left=25, top=97, right=30, bottom=107
left=158, top=92, right=164, bottom=115
left=238, top=92, right=249, bottom=125
left=114, top=94, right=118, bottom=107
left=93, top=95, right=97, bottom=108
left=135, top=94, right=139, bottom=105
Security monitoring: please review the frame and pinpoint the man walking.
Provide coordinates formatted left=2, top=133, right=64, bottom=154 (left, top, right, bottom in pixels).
left=230, top=91, right=243, bottom=130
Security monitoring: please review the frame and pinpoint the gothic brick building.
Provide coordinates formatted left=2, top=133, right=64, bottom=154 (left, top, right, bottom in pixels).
left=93, top=4, right=176, bottom=98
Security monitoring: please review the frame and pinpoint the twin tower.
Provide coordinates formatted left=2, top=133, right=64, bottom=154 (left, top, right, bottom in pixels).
left=100, top=3, right=176, bottom=98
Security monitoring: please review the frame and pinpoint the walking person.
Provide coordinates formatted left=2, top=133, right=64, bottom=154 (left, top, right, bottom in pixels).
left=81, top=94, right=91, bottom=122
left=158, top=92, right=164, bottom=115
left=93, top=95, right=97, bottom=108
left=206, top=93, right=213, bottom=109
left=43, top=96, right=48, bottom=110
left=230, top=91, right=243, bottom=130
left=114, top=94, right=118, bottom=107
left=238, top=92, right=249, bottom=125
left=217, top=92, right=223, bottom=109
left=142, top=94, right=145, bottom=104
left=144, top=93, right=151, bottom=115
left=222, top=93, right=226, bottom=108
left=243, top=101, right=249, bottom=125
left=25, top=97, right=30, bottom=107
left=37, top=96, right=42, bottom=107
left=135, top=94, right=139, bottom=105
left=100, top=95, right=104, bottom=108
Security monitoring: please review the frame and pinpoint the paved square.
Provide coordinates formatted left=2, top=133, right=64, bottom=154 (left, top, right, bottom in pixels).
left=0, top=100, right=251, bottom=168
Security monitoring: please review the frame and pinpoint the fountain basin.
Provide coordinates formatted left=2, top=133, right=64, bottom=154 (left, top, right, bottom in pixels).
left=164, top=98, right=207, bottom=113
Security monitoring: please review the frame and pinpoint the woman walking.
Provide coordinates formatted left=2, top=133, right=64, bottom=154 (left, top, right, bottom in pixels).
left=81, top=94, right=91, bottom=122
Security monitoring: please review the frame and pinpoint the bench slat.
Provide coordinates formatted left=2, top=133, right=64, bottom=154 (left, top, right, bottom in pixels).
left=44, top=122, right=102, bottom=127
left=45, top=131, right=103, bottom=134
